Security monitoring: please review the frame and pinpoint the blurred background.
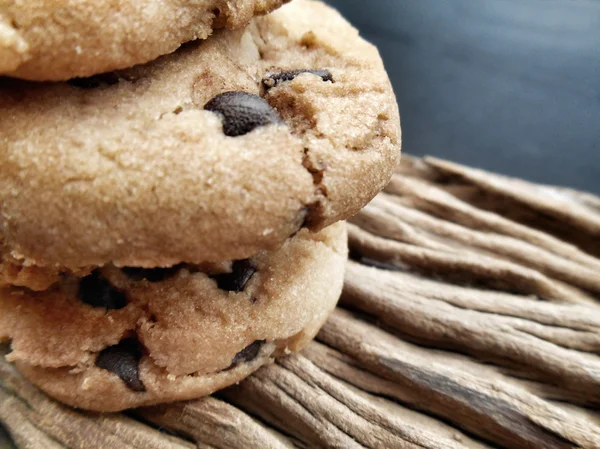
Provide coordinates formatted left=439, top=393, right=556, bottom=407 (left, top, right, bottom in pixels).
left=326, top=0, right=600, bottom=194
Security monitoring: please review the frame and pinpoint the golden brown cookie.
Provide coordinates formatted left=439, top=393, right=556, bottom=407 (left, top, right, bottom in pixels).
left=0, top=0, right=400, bottom=278
left=0, top=223, right=347, bottom=412
left=0, top=0, right=288, bottom=81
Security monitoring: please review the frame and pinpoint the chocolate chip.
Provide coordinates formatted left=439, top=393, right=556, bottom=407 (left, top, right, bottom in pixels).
left=79, top=270, right=127, bottom=309
left=96, top=339, right=146, bottom=392
left=211, top=260, right=256, bottom=292
left=262, top=69, right=333, bottom=89
left=229, top=340, right=266, bottom=369
left=68, top=72, right=121, bottom=88
left=204, top=91, right=284, bottom=137
left=300, top=200, right=325, bottom=229
left=122, top=266, right=180, bottom=283
left=288, top=206, right=310, bottom=238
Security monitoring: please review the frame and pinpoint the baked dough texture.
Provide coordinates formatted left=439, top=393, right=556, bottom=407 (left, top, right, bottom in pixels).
left=0, top=223, right=347, bottom=411
left=0, top=0, right=401, bottom=275
left=0, top=0, right=288, bottom=81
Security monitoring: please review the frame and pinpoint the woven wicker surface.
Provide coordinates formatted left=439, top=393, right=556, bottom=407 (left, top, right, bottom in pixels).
left=1, top=155, right=599, bottom=449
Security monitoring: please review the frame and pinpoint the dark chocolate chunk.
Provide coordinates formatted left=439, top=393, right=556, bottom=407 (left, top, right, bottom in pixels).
left=204, top=91, right=283, bottom=137
left=229, top=340, right=266, bottom=369
left=68, top=72, right=121, bottom=88
left=211, top=260, right=256, bottom=292
left=79, top=270, right=127, bottom=309
left=95, top=339, right=146, bottom=392
left=262, top=69, right=333, bottom=89
left=122, top=266, right=180, bottom=283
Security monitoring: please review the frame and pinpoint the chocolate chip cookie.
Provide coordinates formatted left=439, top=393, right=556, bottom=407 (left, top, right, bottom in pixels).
left=0, top=0, right=401, bottom=280
left=0, top=0, right=288, bottom=81
left=0, top=223, right=347, bottom=412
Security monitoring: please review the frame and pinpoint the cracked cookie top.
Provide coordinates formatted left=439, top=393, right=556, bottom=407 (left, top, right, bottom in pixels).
left=0, top=0, right=288, bottom=81
left=0, top=0, right=401, bottom=272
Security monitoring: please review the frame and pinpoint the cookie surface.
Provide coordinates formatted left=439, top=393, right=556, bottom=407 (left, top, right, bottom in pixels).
left=0, top=223, right=347, bottom=412
left=0, top=0, right=287, bottom=81
left=0, top=0, right=400, bottom=274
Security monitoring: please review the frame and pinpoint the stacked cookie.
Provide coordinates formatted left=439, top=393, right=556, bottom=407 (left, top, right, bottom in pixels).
left=0, top=0, right=401, bottom=411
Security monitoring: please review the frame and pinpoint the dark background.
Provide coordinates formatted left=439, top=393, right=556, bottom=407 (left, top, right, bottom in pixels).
left=326, top=0, right=600, bottom=194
